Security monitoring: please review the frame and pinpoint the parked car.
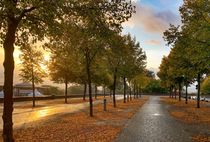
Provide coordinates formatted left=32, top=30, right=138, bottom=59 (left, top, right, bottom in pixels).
left=200, top=97, right=205, bottom=101
left=205, top=98, right=210, bottom=102
left=191, top=96, right=197, bottom=100
left=191, top=96, right=208, bottom=101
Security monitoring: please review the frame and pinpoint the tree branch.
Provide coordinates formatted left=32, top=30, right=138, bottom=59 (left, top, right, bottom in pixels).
left=196, top=39, right=210, bottom=46
left=18, top=6, right=36, bottom=21
left=89, top=46, right=100, bottom=63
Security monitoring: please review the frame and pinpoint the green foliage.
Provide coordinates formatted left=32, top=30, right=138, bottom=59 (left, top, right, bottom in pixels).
left=119, top=34, right=147, bottom=79
left=160, top=0, right=210, bottom=91
left=179, top=0, right=210, bottom=75
left=19, top=44, right=46, bottom=84
left=68, top=85, right=84, bottom=94
left=201, top=77, right=210, bottom=95
left=41, top=85, right=64, bottom=96
left=132, top=73, right=150, bottom=89
left=143, top=80, right=168, bottom=93
left=0, top=0, right=137, bottom=139
left=157, top=56, right=173, bottom=88
left=48, top=42, right=82, bottom=84
left=106, top=33, right=146, bottom=88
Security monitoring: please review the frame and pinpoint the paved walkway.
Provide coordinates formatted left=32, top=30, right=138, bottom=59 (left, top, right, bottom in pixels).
left=0, top=96, right=124, bottom=130
left=115, top=96, right=193, bottom=142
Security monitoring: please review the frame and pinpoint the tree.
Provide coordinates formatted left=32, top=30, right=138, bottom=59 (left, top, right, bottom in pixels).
left=144, top=79, right=168, bottom=93
left=0, top=0, right=136, bottom=139
left=161, top=0, right=210, bottom=107
left=133, top=72, right=150, bottom=97
left=48, top=45, right=81, bottom=104
left=19, top=44, right=46, bottom=107
left=47, top=0, right=135, bottom=116
left=0, top=1, right=79, bottom=140
left=106, top=33, right=146, bottom=106
left=71, top=3, right=135, bottom=115
left=105, top=34, right=123, bottom=107
left=119, top=34, right=146, bottom=102
left=180, top=0, right=210, bottom=108
left=157, top=57, right=173, bottom=96
left=91, top=54, right=113, bottom=99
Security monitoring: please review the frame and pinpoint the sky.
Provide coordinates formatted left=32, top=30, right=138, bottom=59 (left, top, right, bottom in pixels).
left=0, top=0, right=184, bottom=86
left=122, top=0, right=183, bottom=74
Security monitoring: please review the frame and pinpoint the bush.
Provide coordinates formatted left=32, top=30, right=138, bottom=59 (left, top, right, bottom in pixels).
left=41, top=85, right=64, bottom=96
left=68, top=85, right=84, bottom=94
left=143, top=79, right=168, bottom=93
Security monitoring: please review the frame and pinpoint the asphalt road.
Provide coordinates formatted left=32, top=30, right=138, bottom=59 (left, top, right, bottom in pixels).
left=115, top=96, right=197, bottom=142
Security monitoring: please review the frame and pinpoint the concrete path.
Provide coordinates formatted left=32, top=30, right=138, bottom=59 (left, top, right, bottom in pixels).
left=115, top=96, right=193, bottom=142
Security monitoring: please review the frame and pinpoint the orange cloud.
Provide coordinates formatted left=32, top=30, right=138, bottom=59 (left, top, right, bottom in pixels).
left=123, top=4, right=180, bottom=33
left=144, top=40, right=161, bottom=46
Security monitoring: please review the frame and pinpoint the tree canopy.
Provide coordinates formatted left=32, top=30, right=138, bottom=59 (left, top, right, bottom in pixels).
left=159, top=0, right=210, bottom=106
left=0, top=0, right=136, bottom=140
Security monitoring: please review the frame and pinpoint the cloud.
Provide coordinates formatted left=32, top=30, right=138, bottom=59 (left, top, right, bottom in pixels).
left=144, top=39, right=161, bottom=46
left=131, top=0, right=140, bottom=3
left=123, top=3, right=180, bottom=33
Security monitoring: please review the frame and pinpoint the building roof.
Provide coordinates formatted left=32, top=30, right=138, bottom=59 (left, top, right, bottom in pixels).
left=14, top=82, right=32, bottom=88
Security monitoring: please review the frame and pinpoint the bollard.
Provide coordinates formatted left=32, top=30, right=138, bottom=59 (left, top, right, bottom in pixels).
left=103, top=98, right=106, bottom=111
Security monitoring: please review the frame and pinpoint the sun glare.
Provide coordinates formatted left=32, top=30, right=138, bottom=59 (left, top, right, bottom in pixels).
left=14, top=48, right=22, bottom=65
left=44, top=53, right=50, bottom=62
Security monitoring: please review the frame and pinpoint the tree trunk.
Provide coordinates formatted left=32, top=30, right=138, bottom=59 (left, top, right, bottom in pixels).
left=113, top=69, right=117, bottom=107
left=32, top=67, right=35, bottom=107
left=197, top=73, right=201, bottom=108
left=171, top=90, right=173, bottom=98
left=95, top=85, right=97, bottom=100
left=87, top=66, right=93, bottom=116
left=130, top=86, right=132, bottom=101
left=65, top=79, right=68, bottom=104
left=109, top=88, right=112, bottom=98
left=83, top=83, right=87, bottom=101
left=136, top=85, right=138, bottom=98
left=169, top=87, right=172, bottom=98
left=133, top=84, right=136, bottom=99
left=136, top=86, right=139, bottom=99
left=2, top=19, right=18, bottom=142
left=175, top=88, right=177, bottom=99
left=185, top=84, right=188, bottom=104
left=103, top=86, right=106, bottom=98
left=123, top=77, right=126, bottom=103
left=139, top=87, right=142, bottom=98
left=136, top=86, right=138, bottom=99
left=85, top=52, right=93, bottom=116
left=178, top=82, right=181, bottom=101
left=171, top=87, right=175, bottom=98
left=171, top=87, right=174, bottom=98
left=127, top=94, right=129, bottom=102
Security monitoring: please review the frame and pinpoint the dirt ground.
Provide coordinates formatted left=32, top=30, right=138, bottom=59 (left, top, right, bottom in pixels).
left=1, top=97, right=148, bottom=142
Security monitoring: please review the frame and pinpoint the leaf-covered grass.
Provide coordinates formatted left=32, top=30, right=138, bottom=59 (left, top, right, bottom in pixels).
left=1, top=97, right=148, bottom=142
left=161, top=97, right=210, bottom=142
left=161, top=97, right=210, bottom=124
left=192, top=134, right=210, bottom=142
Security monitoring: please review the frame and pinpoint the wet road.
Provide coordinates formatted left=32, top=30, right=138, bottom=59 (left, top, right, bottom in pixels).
left=115, top=96, right=193, bottom=142
left=0, top=99, right=91, bottom=130
left=0, top=96, right=123, bottom=130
